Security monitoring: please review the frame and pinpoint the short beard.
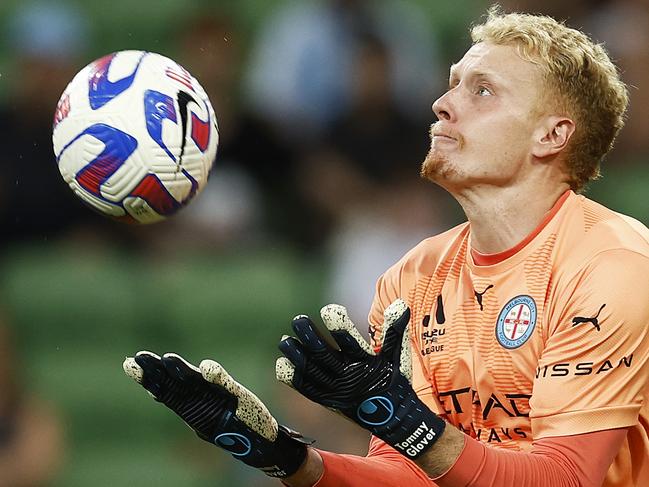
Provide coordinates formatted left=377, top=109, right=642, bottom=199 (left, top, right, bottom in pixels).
left=421, top=123, right=464, bottom=184
left=420, top=148, right=452, bottom=183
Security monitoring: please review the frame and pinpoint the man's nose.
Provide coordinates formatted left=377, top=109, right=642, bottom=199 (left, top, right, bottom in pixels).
left=432, top=90, right=455, bottom=122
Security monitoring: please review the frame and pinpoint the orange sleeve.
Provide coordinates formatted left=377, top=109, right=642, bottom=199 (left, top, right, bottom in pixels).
left=532, top=250, right=649, bottom=438
left=311, top=428, right=625, bottom=487
left=313, top=436, right=438, bottom=487
left=437, top=428, right=628, bottom=487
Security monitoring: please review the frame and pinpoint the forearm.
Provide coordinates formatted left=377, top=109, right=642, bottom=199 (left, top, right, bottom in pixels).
left=283, top=448, right=324, bottom=487
left=414, top=420, right=466, bottom=478
left=285, top=427, right=625, bottom=487
left=423, top=428, right=626, bottom=487
left=281, top=403, right=465, bottom=486
left=284, top=444, right=438, bottom=487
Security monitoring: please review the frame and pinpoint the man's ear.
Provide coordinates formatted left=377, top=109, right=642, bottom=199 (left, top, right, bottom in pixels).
left=532, top=116, right=575, bottom=159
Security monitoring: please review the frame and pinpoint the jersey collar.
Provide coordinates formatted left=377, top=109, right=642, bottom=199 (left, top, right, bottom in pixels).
left=470, top=190, right=572, bottom=267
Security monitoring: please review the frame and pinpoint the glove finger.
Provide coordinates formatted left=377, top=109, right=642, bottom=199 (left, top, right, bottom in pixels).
left=131, top=351, right=167, bottom=399
left=398, top=322, right=413, bottom=382
left=291, top=315, right=329, bottom=352
left=200, top=359, right=257, bottom=405
left=200, top=359, right=278, bottom=442
left=276, top=357, right=340, bottom=409
left=380, top=300, right=411, bottom=357
left=161, top=353, right=204, bottom=385
left=278, top=336, right=338, bottom=392
left=320, top=304, right=374, bottom=359
left=275, top=356, right=296, bottom=388
left=199, top=358, right=228, bottom=386
left=278, top=336, right=308, bottom=372
left=292, top=315, right=349, bottom=373
left=123, top=357, right=144, bottom=384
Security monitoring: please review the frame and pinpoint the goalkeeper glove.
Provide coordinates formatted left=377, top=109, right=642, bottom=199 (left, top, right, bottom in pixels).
left=276, top=299, right=446, bottom=459
left=123, top=351, right=310, bottom=478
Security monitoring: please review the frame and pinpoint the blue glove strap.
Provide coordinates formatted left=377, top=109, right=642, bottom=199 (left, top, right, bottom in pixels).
left=214, top=413, right=310, bottom=478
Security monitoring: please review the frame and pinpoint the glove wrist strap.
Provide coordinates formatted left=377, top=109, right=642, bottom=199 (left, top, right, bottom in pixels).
left=382, top=407, right=446, bottom=459
left=260, top=425, right=310, bottom=478
left=355, top=375, right=446, bottom=460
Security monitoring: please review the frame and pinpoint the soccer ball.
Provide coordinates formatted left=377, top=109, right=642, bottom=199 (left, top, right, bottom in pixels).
left=52, top=50, right=218, bottom=224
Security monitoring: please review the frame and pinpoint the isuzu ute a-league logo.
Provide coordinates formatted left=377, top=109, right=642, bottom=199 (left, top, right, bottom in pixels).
left=496, top=295, right=537, bottom=349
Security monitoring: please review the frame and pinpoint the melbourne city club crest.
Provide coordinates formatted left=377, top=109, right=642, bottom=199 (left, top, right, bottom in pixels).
left=496, top=295, right=537, bottom=349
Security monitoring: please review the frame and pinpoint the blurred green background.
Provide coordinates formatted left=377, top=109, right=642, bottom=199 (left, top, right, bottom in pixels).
left=0, top=1, right=647, bottom=486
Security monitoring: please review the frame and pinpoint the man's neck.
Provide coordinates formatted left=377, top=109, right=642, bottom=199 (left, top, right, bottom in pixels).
left=454, top=184, right=571, bottom=255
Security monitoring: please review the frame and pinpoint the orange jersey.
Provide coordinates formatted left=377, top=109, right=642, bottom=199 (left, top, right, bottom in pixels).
left=368, top=191, right=649, bottom=486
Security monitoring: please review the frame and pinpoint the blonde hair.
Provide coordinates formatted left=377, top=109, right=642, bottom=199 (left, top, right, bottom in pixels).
left=471, top=6, right=629, bottom=192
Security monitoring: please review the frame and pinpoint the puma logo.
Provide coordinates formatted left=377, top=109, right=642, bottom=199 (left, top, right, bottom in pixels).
left=572, top=304, right=606, bottom=332
left=474, top=284, right=494, bottom=311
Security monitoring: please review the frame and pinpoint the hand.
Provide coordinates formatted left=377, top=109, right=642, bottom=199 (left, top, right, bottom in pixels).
left=123, top=352, right=310, bottom=478
left=276, top=299, right=446, bottom=459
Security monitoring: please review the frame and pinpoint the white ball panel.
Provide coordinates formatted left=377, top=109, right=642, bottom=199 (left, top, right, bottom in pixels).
left=72, top=186, right=126, bottom=217
left=105, top=51, right=145, bottom=81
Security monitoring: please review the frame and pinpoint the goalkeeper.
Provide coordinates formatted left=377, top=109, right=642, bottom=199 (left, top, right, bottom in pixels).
left=124, top=8, right=649, bottom=487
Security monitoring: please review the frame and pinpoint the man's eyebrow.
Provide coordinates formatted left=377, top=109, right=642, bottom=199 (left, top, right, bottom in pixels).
left=448, top=66, right=500, bottom=84
left=449, top=63, right=460, bottom=80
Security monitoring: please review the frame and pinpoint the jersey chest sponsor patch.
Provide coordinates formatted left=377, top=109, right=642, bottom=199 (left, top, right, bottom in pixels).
left=495, top=295, right=537, bottom=349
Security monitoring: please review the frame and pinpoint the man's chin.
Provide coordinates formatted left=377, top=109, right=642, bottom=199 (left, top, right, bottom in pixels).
left=420, top=152, right=447, bottom=182
left=420, top=152, right=466, bottom=193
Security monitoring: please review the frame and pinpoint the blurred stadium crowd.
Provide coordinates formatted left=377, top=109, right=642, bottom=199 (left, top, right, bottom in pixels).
left=0, top=0, right=647, bottom=486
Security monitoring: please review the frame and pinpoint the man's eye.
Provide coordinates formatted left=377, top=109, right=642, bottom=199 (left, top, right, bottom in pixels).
left=476, top=86, right=492, bottom=96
